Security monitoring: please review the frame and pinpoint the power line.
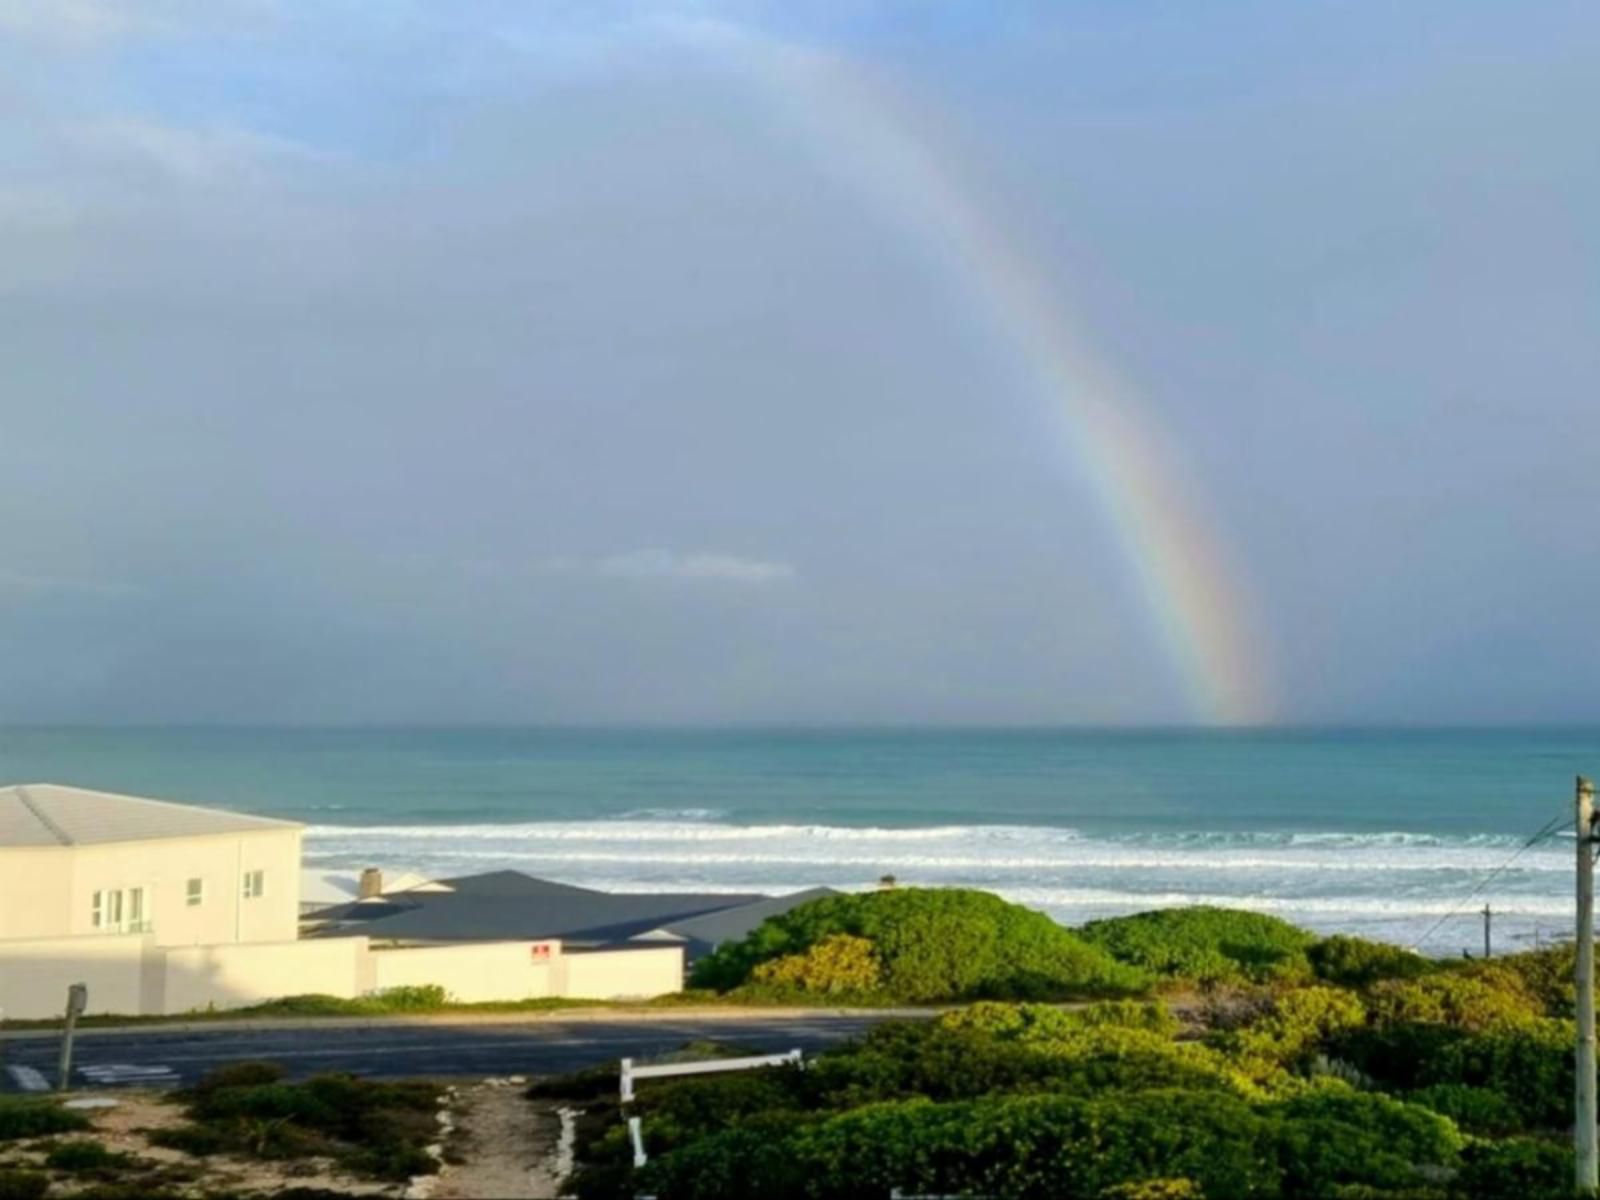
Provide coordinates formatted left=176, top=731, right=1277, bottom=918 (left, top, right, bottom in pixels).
left=1408, top=807, right=1568, bottom=953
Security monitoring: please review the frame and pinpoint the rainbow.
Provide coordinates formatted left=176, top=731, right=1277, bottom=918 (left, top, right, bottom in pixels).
left=702, top=31, right=1273, bottom=723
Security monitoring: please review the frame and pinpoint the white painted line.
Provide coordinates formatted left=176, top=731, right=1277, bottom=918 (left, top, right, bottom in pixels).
left=7, top=1065, right=49, bottom=1092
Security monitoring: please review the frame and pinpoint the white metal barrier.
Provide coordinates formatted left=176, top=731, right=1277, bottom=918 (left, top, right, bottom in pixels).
left=619, top=1048, right=803, bottom=1168
left=618, top=1049, right=802, bottom=1104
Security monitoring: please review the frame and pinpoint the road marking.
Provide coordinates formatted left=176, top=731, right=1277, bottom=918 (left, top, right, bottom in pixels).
left=7, top=1065, right=49, bottom=1092
left=79, top=1063, right=179, bottom=1086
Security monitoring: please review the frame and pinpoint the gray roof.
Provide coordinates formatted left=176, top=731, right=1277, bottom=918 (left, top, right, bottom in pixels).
left=307, top=869, right=767, bottom=947
left=431, top=869, right=603, bottom=899
left=655, top=887, right=840, bottom=952
left=307, top=868, right=835, bottom=960
left=0, top=783, right=300, bottom=848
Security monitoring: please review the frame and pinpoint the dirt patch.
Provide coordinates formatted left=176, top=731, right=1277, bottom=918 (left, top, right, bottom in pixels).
left=0, top=1091, right=399, bottom=1196
left=432, top=1082, right=565, bottom=1200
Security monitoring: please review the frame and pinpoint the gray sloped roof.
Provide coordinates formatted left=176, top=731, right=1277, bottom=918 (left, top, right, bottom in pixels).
left=656, top=887, right=839, bottom=950
left=431, top=869, right=604, bottom=898
left=0, top=783, right=300, bottom=848
left=309, top=870, right=766, bottom=945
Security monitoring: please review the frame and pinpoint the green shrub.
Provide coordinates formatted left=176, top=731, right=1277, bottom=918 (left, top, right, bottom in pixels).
left=1272, top=1116, right=1447, bottom=1193
left=0, top=1098, right=89, bottom=1142
left=1452, top=1137, right=1573, bottom=1198
left=1098, top=1181, right=1204, bottom=1200
left=192, top=1061, right=286, bottom=1095
left=635, top=1070, right=806, bottom=1141
left=231, top=985, right=449, bottom=1018
left=750, top=934, right=882, bottom=996
left=235, top=993, right=364, bottom=1016
left=1365, top=973, right=1537, bottom=1034
left=343, top=1142, right=439, bottom=1181
left=639, top=1088, right=1285, bottom=1200
left=1309, top=935, right=1430, bottom=987
left=1216, top=985, right=1368, bottom=1076
left=1268, top=1085, right=1464, bottom=1180
left=366, top=984, right=449, bottom=1011
left=1462, top=945, right=1576, bottom=1020
left=1408, top=1084, right=1521, bottom=1136
left=0, top=1171, right=47, bottom=1200
left=43, top=1139, right=131, bottom=1171
left=1420, top=1018, right=1573, bottom=1129
left=165, top=1071, right=439, bottom=1178
left=71, top=1187, right=184, bottom=1200
left=939, top=1000, right=1177, bottom=1040
left=694, top=888, right=1146, bottom=1002
left=1078, top=907, right=1316, bottom=986
left=149, top=1124, right=233, bottom=1157
left=632, top=1125, right=805, bottom=1200
left=806, top=1012, right=1250, bottom=1109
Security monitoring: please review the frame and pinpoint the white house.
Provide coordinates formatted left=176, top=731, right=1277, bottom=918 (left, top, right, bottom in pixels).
left=0, top=783, right=302, bottom=947
left=0, top=784, right=682, bottom=1018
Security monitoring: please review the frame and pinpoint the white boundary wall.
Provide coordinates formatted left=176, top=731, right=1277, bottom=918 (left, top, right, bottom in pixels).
left=0, top=935, right=683, bottom=1018
left=369, top=941, right=557, bottom=1002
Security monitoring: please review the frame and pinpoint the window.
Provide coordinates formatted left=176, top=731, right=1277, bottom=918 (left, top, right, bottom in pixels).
left=242, top=869, right=265, bottom=900
left=90, top=887, right=147, bottom=933
left=186, top=877, right=205, bottom=907
left=127, top=886, right=150, bottom=932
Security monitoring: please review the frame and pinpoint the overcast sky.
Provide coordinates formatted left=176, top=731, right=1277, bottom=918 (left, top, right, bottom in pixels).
left=1, top=0, right=1596, bottom=726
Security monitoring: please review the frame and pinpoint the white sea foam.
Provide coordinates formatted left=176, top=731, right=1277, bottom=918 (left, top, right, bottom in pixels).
left=303, top=818, right=1570, bottom=950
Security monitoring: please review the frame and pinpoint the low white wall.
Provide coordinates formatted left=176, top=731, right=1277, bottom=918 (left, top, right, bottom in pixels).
left=561, top=945, right=683, bottom=999
left=0, top=935, right=684, bottom=1017
left=369, top=941, right=556, bottom=1003
left=163, top=938, right=367, bottom=1014
left=0, top=933, right=160, bottom=1019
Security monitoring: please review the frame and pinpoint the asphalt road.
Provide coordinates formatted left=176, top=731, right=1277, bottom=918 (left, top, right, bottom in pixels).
left=1, top=1013, right=898, bottom=1091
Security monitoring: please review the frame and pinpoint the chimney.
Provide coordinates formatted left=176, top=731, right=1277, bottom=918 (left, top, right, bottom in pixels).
left=358, top=868, right=384, bottom=900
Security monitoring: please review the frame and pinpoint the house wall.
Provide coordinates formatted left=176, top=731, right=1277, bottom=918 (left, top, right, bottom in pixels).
left=0, top=933, right=161, bottom=1019
left=162, top=937, right=367, bottom=1014
left=0, top=936, right=684, bottom=1019
left=0, top=848, right=74, bottom=941
left=0, top=829, right=301, bottom=949
left=561, top=946, right=684, bottom=999
left=368, top=941, right=558, bottom=1003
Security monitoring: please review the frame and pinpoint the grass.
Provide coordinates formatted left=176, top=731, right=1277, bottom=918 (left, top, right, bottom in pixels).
left=0, top=988, right=938, bottom=1032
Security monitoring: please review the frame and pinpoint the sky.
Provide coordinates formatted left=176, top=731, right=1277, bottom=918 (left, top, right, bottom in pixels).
left=0, top=0, right=1596, bottom=727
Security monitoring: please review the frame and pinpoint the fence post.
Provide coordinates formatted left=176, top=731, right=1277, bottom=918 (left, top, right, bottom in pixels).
left=1577, top=776, right=1597, bottom=1196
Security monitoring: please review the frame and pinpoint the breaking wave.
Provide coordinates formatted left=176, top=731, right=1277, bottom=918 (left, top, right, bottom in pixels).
left=303, top=819, right=1569, bottom=951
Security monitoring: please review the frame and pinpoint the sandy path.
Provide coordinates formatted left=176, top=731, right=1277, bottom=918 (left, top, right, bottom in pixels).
left=433, top=1084, right=564, bottom=1200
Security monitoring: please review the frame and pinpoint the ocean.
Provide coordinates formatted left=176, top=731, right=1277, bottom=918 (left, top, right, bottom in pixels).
left=3, top=726, right=1594, bottom=954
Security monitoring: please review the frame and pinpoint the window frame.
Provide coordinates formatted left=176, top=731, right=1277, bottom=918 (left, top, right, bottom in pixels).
left=186, top=877, right=205, bottom=907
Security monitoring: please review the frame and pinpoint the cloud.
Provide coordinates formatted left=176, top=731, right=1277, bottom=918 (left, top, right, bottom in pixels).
left=0, top=0, right=270, bottom=43
left=550, top=550, right=798, bottom=584
left=0, top=0, right=141, bottom=39
left=69, top=118, right=327, bottom=185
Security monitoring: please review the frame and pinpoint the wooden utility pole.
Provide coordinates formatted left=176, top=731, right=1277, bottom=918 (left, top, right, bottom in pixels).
left=1481, top=904, right=1492, bottom=959
left=1577, top=775, right=1597, bottom=1196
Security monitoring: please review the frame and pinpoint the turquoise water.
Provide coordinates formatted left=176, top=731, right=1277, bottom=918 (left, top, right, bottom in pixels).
left=3, top=726, right=1595, bottom=950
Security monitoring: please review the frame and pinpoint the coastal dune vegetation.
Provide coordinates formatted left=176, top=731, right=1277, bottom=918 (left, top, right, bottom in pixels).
left=551, top=888, right=1582, bottom=1198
